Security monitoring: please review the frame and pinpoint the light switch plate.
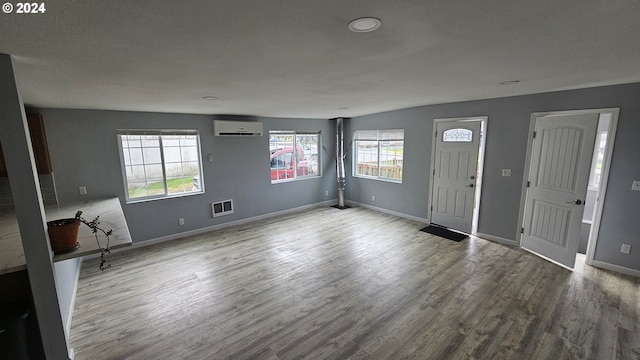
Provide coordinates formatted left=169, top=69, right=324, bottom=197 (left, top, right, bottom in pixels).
left=632, top=181, right=640, bottom=191
left=502, top=169, right=511, bottom=177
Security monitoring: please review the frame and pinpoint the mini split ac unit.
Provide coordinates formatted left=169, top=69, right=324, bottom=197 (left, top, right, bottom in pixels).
left=214, top=120, right=263, bottom=136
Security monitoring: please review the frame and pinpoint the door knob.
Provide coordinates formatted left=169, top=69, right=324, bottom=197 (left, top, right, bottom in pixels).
left=467, top=184, right=474, bottom=188
left=566, top=199, right=583, bottom=205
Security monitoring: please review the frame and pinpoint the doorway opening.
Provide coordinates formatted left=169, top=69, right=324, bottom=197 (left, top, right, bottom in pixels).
left=518, top=108, right=619, bottom=269
left=428, top=117, right=487, bottom=235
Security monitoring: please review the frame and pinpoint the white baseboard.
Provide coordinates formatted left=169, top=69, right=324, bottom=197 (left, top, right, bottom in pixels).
left=475, top=232, right=517, bottom=246
left=102, top=199, right=338, bottom=253
left=591, top=260, right=640, bottom=277
left=345, top=200, right=428, bottom=224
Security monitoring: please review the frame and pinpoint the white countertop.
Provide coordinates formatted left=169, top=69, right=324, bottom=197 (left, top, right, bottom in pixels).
left=0, top=197, right=132, bottom=274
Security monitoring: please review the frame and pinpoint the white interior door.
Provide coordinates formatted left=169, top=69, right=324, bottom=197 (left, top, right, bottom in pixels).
left=522, top=113, right=598, bottom=268
left=431, top=121, right=481, bottom=233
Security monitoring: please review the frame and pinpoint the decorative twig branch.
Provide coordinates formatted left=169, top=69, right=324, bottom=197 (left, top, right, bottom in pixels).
left=75, top=211, right=112, bottom=271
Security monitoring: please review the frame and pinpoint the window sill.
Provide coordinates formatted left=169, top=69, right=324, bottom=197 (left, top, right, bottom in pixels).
left=125, top=190, right=204, bottom=204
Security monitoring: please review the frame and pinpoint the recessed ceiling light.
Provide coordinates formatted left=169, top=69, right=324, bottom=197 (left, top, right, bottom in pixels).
left=348, top=17, right=382, bottom=33
left=499, top=80, right=520, bottom=85
left=202, top=96, right=218, bottom=100
left=338, top=107, right=349, bottom=110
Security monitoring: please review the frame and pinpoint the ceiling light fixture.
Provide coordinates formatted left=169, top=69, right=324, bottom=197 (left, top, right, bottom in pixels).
left=338, top=107, right=349, bottom=110
left=202, top=96, right=218, bottom=100
left=499, top=80, right=520, bottom=85
left=348, top=17, right=382, bottom=33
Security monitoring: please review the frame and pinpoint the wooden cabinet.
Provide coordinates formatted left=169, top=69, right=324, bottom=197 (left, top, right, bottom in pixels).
left=26, top=114, right=53, bottom=174
left=0, top=113, right=52, bottom=177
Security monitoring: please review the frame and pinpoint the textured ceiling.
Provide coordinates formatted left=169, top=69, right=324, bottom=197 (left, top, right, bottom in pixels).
left=1, top=0, right=639, bottom=119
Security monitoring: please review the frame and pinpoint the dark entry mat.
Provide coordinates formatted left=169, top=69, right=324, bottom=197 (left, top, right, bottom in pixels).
left=420, top=225, right=468, bottom=242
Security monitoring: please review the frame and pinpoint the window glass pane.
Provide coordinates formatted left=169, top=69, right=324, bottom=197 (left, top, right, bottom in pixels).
left=144, top=164, right=164, bottom=181
left=443, top=128, right=473, bottom=142
left=141, top=135, right=160, bottom=147
left=379, top=140, right=404, bottom=180
left=166, top=176, right=190, bottom=194
left=353, top=129, right=404, bottom=182
left=162, top=136, right=180, bottom=147
left=270, top=133, right=294, bottom=152
left=589, top=131, right=607, bottom=187
left=355, top=140, right=379, bottom=177
left=180, top=136, right=197, bottom=146
left=118, top=132, right=203, bottom=202
left=128, top=148, right=144, bottom=165
left=269, top=131, right=320, bottom=182
left=270, top=133, right=294, bottom=182
left=127, top=181, right=147, bottom=199
left=143, top=147, right=162, bottom=164
left=127, top=165, right=146, bottom=183
left=165, top=163, right=184, bottom=178
left=163, top=146, right=182, bottom=163
left=145, top=182, right=165, bottom=196
left=125, top=135, right=141, bottom=148
left=182, top=146, right=198, bottom=162
left=122, top=149, right=131, bottom=166
left=296, top=134, right=319, bottom=177
left=183, top=161, right=200, bottom=175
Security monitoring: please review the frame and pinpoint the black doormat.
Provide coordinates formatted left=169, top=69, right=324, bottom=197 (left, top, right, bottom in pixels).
left=420, top=225, right=468, bottom=242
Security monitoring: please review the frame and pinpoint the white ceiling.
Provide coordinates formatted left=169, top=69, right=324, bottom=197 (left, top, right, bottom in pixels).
left=1, top=0, right=639, bottom=119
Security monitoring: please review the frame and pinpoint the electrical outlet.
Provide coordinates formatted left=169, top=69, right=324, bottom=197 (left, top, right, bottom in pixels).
left=621, top=244, right=631, bottom=254
left=502, top=169, right=511, bottom=177
left=79, top=186, right=87, bottom=195
left=632, top=181, right=640, bottom=191
left=372, top=195, right=376, bottom=202
left=207, top=154, right=214, bottom=162
left=179, top=218, right=185, bottom=226
left=325, top=190, right=329, bottom=197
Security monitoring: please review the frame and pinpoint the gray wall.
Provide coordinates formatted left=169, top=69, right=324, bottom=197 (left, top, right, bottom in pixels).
left=32, top=82, right=640, bottom=272
left=33, top=109, right=337, bottom=242
left=347, top=82, right=640, bottom=271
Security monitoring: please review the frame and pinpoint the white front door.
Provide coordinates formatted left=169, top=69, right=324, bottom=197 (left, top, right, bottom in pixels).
left=522, top=113, right=599, bottom=268
left=431, top=121, right=481, bottom=233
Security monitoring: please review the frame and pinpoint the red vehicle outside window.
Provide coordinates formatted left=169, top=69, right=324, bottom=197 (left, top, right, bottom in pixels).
left=270, top=146, right=308, bottom=181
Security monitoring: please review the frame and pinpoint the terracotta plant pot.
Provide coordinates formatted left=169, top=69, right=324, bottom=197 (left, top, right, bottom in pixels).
left=47, top=218, right=81, bottom=254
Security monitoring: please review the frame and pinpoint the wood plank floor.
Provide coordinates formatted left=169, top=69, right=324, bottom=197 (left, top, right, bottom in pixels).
left=70, top=206, right=640, bottom=359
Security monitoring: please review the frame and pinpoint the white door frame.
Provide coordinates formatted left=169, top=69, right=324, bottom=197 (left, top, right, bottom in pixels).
left=428, top=116, right=488, bottom=235
left=517, top=108, right=619, bottom=265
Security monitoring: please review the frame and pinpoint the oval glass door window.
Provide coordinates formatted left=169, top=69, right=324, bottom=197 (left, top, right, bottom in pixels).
left=443, top=128, right=473, bottom=142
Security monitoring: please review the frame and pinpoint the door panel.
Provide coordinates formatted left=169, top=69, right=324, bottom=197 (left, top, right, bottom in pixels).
left=431, top=121, right=481, bottom=233
left=522, top=113, right=598, bottom=268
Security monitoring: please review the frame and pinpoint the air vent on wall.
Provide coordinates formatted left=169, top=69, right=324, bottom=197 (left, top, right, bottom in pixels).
left=212, top=199, right=234, bottom=217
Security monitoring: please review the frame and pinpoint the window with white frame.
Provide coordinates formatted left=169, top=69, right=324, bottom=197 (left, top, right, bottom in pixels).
left=117, top=129, right=204, bottom=202
left=353, top=129, right=404, bottom=182
left=269, top=131, right=320, bottom=183
left=588, top=131, right=607, bottom=189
